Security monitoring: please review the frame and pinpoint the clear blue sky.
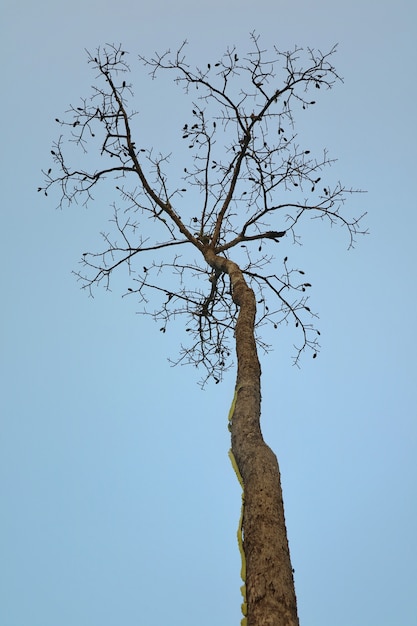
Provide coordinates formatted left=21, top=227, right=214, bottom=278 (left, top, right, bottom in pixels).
left=1, top=1, right=416, bottom=625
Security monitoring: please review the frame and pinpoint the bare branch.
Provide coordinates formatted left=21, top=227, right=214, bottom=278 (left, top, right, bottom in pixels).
left=41, top=35, right=367, bottom=384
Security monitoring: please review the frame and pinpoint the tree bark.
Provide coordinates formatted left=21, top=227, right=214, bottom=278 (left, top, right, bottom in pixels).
left=205, top=249, right=299, bottom=626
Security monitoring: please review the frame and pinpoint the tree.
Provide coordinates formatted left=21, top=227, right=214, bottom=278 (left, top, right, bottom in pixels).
left=40, top=34, right=366, bottom=626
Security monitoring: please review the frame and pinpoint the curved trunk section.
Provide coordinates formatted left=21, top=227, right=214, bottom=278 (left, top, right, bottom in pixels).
left=205, top=249, right=299, bottom=626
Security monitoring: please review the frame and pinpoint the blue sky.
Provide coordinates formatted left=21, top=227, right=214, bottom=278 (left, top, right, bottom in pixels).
left=1, top=1, right=416, bottom=625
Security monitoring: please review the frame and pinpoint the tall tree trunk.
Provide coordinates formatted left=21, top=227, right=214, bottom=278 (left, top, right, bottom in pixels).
left=205, top=249, right=299, bottom=626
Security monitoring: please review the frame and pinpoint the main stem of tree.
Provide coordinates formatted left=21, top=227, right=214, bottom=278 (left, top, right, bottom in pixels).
left=205, top=249, right=299, bottom=626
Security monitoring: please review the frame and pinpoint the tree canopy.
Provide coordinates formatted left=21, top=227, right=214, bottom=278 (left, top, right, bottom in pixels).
left=40, top=34, right=366, bottom=386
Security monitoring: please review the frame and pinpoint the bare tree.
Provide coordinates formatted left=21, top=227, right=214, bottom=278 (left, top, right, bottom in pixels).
left=40, top=34, right=366, bottom=626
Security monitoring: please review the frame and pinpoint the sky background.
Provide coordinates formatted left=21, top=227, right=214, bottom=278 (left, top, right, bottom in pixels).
left=1, top=1, right=416, bottom=625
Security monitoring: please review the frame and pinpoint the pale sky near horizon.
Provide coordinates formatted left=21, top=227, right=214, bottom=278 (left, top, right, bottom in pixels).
left=1, top=1, right=416, bottom=625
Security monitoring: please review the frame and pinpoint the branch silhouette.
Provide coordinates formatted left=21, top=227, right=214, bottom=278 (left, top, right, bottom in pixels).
left=40, top=34, right=367, bottom=385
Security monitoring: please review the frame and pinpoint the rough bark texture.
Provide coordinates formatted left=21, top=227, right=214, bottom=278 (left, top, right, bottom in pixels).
left=205, top=249, right=299, bottom=626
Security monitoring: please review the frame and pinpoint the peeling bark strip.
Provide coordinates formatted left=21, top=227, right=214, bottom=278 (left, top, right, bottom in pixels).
left=205, top=249, right=299, bottom=626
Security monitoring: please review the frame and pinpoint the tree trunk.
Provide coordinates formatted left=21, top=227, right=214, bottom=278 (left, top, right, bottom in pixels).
left=205, top=249, right=299, bottom=626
